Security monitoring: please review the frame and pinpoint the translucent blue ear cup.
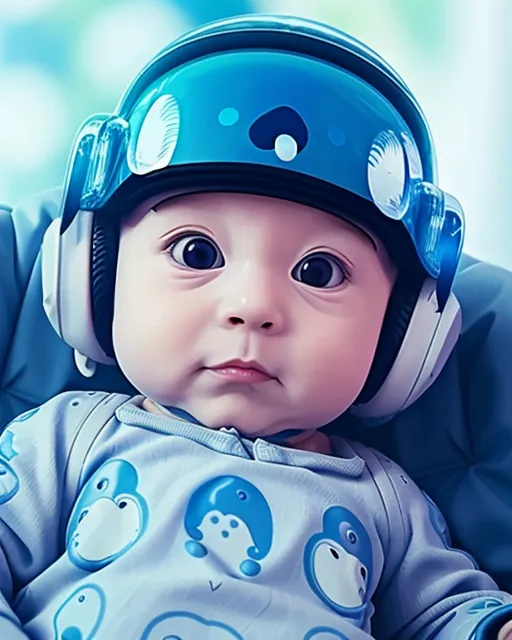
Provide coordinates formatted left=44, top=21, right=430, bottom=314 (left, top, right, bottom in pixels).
left=80, top=117, right=130, bottom=211
left=60, top=133, right=97, bottom=231
left=436, top=207, right=464, bottom=310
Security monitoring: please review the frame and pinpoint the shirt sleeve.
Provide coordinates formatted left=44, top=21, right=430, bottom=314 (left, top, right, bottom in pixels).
left=369, top=449, right=512, bottom=640
left=0, top=390, right=112, bottom=637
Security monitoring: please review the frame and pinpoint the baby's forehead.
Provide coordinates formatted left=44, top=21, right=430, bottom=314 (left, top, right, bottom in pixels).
left=143, top=192, right=374, bottom=243
left=153, top=192, right=319, bottom=217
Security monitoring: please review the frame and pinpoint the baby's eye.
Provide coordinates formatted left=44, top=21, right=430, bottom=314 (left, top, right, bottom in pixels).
left=346, top=529, right=358, bottom=544
left=292, top=252, right=349, bottom=289
left=168, top=234, right=225, bottom=270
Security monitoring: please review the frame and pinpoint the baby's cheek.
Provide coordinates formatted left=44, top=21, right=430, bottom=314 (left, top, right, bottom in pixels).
left=498, top=620, right=512, bottom=640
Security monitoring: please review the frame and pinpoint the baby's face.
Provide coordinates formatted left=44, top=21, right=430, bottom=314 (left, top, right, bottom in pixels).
left=113, top=193, right=396, bottom=437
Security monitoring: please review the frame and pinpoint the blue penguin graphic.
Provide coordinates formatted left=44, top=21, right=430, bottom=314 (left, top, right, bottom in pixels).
left=66, top=459, right=148, bottom=571
left=422, top=491, right=453, bottom=546
left=53, top=584, right=106, bottom=639
left=466, top=598, right=504, bottom=614
left=140, top=610, right=243, bottom=639
left=304, top=506, right=373, bottom=623
left=0, top=431, right=19, bottom=504
left=0, top=431, right=18, bottom=460
left=184, top=475, right=273, bottom=577
left=304, top=627, right=350, bottom=640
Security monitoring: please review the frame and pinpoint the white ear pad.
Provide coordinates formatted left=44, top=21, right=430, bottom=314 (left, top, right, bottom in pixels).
left=41, top=194, right=184, bottom=377
left=41, top=217, right=64, bottom=338
left=41, top=210, right=116, bottom=371
left=351, top=279, right=461, bottom=419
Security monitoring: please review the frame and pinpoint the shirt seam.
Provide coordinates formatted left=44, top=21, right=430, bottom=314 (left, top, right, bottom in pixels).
left=58, top=392, right=132, bottom=545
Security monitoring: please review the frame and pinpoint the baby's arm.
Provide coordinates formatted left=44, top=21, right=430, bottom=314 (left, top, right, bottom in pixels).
left=0, top=391, right=110, bottom=636
left=370, top=450, right=512, bottom=640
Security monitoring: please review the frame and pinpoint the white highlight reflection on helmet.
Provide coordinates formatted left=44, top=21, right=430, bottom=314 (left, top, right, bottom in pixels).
left=368, top=129, right=407, bottom=220
left=130, top=93, right=180, bottom=175
left=275, top=133, right=298, bottom=162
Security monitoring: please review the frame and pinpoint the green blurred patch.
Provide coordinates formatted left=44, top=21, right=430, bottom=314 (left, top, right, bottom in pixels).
left=305, top=0, right=448, bottom=59
left=393, top=0, right=448, bottom=54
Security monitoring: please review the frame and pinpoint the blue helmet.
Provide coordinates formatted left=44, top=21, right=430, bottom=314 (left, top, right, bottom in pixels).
left=61, top=14, right=464, bottom=311
left=48, top=15, right=464, bottom=417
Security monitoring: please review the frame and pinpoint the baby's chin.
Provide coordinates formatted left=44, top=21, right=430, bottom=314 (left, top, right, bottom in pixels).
left=183, top=399, right=305, bottom=439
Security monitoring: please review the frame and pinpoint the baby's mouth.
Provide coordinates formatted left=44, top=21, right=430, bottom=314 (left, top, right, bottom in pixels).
left=205, top=359, right=278, bottom=384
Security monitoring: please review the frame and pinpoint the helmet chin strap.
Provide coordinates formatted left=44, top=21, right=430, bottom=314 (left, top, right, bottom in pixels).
left=162, top=405, right=303, bottom=443
left=162, top=405, right=204, bottom=426
left=263, top=429, right=304, bottom=444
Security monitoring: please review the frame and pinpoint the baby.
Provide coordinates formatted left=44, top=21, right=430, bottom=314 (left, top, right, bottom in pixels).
left=1, top=14, right=512, bottom=640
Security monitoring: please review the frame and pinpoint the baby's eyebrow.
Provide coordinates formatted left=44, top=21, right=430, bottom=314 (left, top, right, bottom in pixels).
left=151, top=199, right=378, bottom=253
left=359, top=229, right=378, bottom=252
left=336, top=218, right=378, bottom=252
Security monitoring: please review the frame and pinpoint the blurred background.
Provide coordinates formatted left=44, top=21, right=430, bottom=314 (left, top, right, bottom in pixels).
left=0, top=0, right=509, bottom=268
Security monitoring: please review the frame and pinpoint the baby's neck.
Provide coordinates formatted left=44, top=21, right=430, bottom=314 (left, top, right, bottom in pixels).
left=141, top=398, right=333, bottom=455
left=284, top=429, right=333, bottom=455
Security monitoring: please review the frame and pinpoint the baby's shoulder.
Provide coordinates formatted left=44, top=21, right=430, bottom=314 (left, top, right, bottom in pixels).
left=333, top=436, right=423, bottom=523
left=334, top=437, right=412, bottom=484
left=7, top=390, right=133, bottom=432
